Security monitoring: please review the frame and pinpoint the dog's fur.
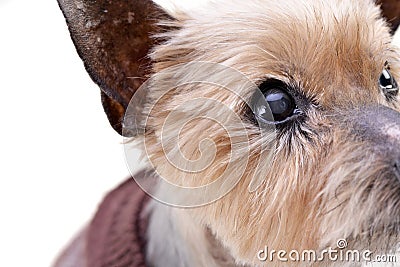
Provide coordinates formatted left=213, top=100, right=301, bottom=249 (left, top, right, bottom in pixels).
left=58, top=0, right=400, bottom=266
left=142, top=1, right=400, bottom=266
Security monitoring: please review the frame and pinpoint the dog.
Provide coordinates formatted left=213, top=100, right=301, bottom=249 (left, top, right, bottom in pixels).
left=55, top=0, right=400, bottom=266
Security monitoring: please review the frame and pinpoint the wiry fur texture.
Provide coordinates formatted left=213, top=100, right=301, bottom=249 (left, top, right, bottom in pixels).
left=140, top=0, right=400, bottom=266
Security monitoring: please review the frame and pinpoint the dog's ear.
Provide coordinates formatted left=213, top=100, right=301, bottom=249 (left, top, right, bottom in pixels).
left=378, top=0, right=400, bottom=34
left=57, top=0, right=172, bottom=136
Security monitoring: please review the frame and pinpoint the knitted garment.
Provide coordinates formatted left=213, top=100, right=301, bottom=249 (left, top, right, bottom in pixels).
left=54, top=172, right=150, bottom=267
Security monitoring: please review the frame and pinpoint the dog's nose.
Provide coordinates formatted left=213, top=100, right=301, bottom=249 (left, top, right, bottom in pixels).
left=349, top=105, right=400, bottom=142
left=394, top=159, right=400, bottom=180
left=345, top=105, right=400, bottom=178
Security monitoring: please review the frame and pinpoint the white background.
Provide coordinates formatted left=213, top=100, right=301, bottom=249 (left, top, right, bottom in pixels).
left=0, top=1, right=136, bottom=266
left=0, top=1, right=399, bottom=267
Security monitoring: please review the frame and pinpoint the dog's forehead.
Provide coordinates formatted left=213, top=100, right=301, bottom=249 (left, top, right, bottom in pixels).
left=174, top=0, right=396, bottom=107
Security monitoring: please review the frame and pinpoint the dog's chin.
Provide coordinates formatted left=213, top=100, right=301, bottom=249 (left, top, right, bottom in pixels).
left=361, top=194, right=400, bottom=251
left=344, top=228, right=400, bottom=257
left=318, top=167, right=400, bottom=254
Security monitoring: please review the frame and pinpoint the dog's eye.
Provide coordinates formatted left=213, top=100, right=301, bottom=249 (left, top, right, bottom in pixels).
left=379, top=68, right=398, bottom=100
left=253, top=80, right=300, bottom=124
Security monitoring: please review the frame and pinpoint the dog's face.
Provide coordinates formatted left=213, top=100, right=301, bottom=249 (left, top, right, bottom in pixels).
left=144, top=0, right=400, bottom=263
left=59, top=0, right=400, bottom=265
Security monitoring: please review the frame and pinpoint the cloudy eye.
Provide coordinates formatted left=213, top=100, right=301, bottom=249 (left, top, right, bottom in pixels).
left=379, top=68, right=398, bottom=100
left=253, top=80, right=300, bottom=124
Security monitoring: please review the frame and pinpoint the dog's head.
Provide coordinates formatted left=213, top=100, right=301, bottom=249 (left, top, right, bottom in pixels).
left=59, top=0, right=400, bottom=265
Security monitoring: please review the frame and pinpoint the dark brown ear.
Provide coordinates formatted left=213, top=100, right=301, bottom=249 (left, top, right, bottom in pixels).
left=57, top=0, right=171, bottom=135
left=378, top=0, right=400, bottom=34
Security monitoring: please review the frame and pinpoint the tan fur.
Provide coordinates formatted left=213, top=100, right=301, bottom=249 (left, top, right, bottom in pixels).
left=140, top=0, right=400, bottom=266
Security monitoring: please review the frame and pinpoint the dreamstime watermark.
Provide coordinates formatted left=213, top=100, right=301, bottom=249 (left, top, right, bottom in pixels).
left=257, top=239, right=397, bottom=263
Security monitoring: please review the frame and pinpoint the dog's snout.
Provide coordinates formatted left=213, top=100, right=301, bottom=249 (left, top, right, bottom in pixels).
left=348, top=105, right=400, bottom=145
left=344, top=105, right=400, bottom=178
left=394, top=160, right=400, bottom=180
left=385, top=124, right=400, bottom=143
left=387, top=126, right=400, bottom=180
